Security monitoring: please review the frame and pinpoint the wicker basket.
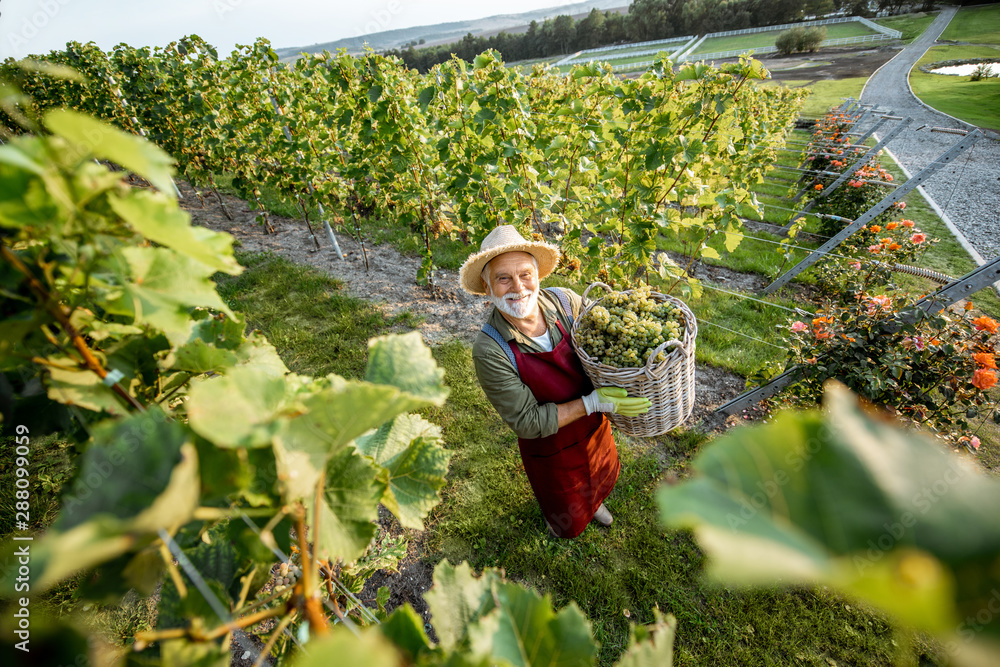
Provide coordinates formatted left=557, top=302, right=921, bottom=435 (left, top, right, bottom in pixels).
left=570, top=282, right=697, bottom=437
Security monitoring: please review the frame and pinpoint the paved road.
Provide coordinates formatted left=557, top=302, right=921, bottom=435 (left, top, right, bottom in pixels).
left=859, top=5, right=999, bottom=261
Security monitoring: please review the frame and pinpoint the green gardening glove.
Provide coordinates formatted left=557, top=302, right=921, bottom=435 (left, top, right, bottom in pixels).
left=583, top=387, right=652, bottom=416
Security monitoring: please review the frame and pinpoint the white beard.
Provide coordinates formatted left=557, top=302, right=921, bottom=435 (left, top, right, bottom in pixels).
left=488, top=287, right=539, bottom=320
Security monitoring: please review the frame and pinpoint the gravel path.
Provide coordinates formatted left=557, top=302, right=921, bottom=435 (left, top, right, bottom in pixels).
left=858, top=5, right=999, bottom=261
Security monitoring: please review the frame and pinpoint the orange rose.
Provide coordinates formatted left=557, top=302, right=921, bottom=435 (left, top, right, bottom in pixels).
left=869, top=225, right=881, bottom=233
left=888, top=243, right=902, bottom=251
left=973, top=353, right=997, bottom=369
left=886, top=222, right=898, bottom=230
left=973, top=316, right=999, bottom=333
left=972, top=368, right=997, bottom=390
left=814, top=184, right=824, bottom=191
left=901, top=220, right=915, bottom=228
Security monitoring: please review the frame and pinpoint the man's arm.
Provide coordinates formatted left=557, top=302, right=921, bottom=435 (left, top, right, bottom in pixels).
left=557, top=398, right=587, bottom=428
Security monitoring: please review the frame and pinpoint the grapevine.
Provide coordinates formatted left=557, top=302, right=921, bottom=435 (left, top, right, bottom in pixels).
left=576, top=284, right=687, bottom=368
left=1, top=42, right=805, bottom=290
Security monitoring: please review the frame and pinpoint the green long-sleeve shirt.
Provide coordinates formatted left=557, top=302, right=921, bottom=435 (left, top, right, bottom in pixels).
left=471, top=288, right=588, bottom=440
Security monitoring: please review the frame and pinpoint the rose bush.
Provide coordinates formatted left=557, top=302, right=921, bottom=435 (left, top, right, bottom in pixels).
left=813, top=218, right=938, bottom=299
left=773, top=293, right=999, bottom=448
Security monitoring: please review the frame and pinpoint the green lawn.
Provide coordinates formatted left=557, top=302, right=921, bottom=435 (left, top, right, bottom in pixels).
left=690, top=22, right=876, bottom=56
left=909, top=44, right=1000, bottom=130
left=761, top=76, right=868, bottom=119
left=875, top=11, right=939, bottom=43
left=941, top=3, right=1000, bottom=44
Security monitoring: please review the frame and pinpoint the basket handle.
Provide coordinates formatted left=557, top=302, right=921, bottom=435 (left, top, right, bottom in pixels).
left=582, top=281, right=613, bottom=301
left=644, top=338, right=685, bottom=372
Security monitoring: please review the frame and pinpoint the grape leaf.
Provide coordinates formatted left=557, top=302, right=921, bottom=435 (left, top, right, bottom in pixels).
left=617, top=609, right=676, bottom=667
left=484, top=582, right=597, bottom=667
left=378, top=604, right=433, bottom=662
left=300, top=447, right=385, bottom=564
left=43, top=109, right=177, bottom=195
left=109, top=189, right=242, bottom=275
left=424, top=561, right=500, bottom=652
left=44, top=360, right=125, bottom=416
left=355, top=414, right=451, bottom=530
left=3, top=410, right=199, bottom=593
left=167, top=337, right=239, bottom=374
left=658, top=382, right=1000, bottom=644
left=111, top=246, right=237, bottom=345
left=365, top=332, right=449, bottom=406
left=291, top=628, right=400, bottom=667
left=187, top=366, right=289, bottom=448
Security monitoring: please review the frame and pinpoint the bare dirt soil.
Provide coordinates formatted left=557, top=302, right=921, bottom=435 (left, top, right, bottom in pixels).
left=761, top=44, right=900, bottom=84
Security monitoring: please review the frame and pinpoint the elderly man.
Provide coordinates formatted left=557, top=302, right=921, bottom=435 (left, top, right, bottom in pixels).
left=459, top=225, right=650, bottom=538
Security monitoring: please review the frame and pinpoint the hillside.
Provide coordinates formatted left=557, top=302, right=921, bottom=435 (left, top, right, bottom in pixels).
left=275, top=0, right=626, bottom=58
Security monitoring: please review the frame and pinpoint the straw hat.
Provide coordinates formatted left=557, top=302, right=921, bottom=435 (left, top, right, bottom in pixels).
left=458, top=225, right=561, bottom=295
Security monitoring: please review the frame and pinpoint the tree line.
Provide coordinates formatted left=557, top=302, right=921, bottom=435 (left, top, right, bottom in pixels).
left=384, top=0, right=878, bottom=72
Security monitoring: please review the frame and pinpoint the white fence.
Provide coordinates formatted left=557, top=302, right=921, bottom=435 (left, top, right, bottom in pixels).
left=600, top=15, right=902, bottom=72
left=612, top=32, right=896, bottom=71
left=577, top=41, right=689, bottom=64
left=574, top=34, right=692, bottom=57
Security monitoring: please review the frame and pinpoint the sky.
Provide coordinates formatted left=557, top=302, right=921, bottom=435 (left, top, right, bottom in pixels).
left=0, top=0, right=591, bottom=60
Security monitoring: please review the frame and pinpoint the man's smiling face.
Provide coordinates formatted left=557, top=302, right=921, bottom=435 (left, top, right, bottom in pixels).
left=485, top=251, right=540, bottom=320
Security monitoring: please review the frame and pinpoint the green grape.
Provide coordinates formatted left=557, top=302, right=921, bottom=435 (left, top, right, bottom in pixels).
left=577, top=285, right=687, bottom=369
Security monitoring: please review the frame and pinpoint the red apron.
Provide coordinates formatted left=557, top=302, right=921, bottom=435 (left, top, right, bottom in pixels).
left=510, top=320, right=620, bottom=538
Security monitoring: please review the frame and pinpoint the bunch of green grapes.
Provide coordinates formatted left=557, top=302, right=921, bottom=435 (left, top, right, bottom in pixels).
left=575, top=285, right=686, bottom=368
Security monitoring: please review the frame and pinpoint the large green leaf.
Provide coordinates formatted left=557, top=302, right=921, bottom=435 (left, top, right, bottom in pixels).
left=355, top=414, right=451, bottom=530
left=378, top=604, right=433, bottom=662
left=167, top=337, right=239, bottom=374
left=291, top=628, right=400, bottom=667
left=56, top=408, right=197, bottom=532
left=112, top=246, right=237, bottom=345
left=485, top=582, right=597, bottom=667
left=232, top=330, right=289, bottom=376
left=44, top=360, right=126, bottom=416
left=276, top=377, right=438, bottom=465
left=277, top=444, right=385, bottom=563
left=43, top=109, right=176, bottom=195
left=186, top=365, right=288, bottom=448
left=424, top=561, right=500, bottom=652
left=365, top=332, right=449, bottom=406
left=617, top=609, right=676, bottom=667
left=658, top=382, right=1000, bottom=651
left=109, top=189, right=242, bottom=274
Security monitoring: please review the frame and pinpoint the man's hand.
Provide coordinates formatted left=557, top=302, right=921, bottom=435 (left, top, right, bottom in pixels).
left=582, top=387, right=651, bottom=416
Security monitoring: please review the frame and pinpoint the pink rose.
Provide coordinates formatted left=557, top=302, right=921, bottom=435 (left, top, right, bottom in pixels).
left=790, top=321, right=808, bottom=332
left=910, top=233, right=927, bottom=244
